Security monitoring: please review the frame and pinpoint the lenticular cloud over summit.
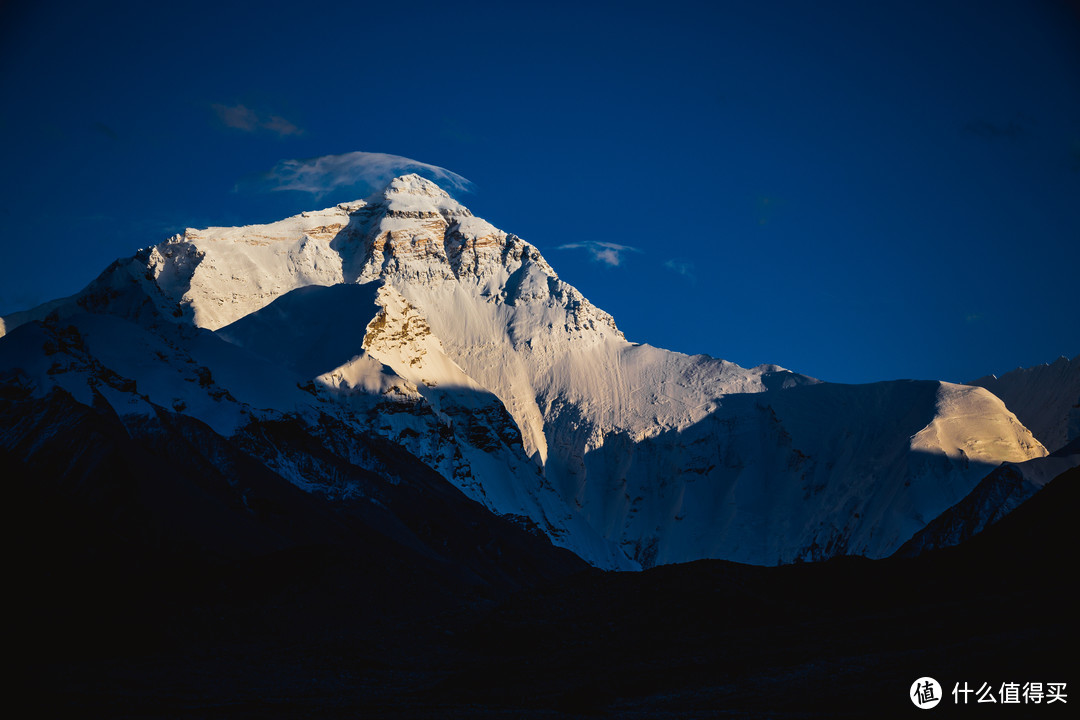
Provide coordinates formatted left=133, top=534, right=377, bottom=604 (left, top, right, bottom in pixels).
left=261, top=151, right=474, bottom=197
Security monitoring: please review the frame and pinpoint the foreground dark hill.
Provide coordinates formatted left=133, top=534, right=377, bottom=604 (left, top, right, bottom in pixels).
left=5, top=381, right=586, bottom=671
left=16, top=372, right=1074, bottom=720
left=446, top=466, right=1076, bottom=718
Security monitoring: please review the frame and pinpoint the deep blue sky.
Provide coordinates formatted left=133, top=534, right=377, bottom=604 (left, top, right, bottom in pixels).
left=2, top=0, right=1077, bottom=383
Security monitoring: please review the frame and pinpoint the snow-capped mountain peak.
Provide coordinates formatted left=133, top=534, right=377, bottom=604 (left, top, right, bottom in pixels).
left=0, top=174, right=1051, bottom=569
left=382, top=173, right=470, bottom=215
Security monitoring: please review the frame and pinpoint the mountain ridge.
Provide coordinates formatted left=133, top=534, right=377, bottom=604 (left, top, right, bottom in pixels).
left=0, top=174, right=1051, bottom=569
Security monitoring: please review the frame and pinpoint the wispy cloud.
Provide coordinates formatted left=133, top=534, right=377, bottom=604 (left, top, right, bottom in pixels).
left=212, top=103, right=303, bottom=137
left=260, top=151, right=473, bottom=197
left=663, top=259, right=695, bottom=281
left=556, top=241, right=641, bottom=267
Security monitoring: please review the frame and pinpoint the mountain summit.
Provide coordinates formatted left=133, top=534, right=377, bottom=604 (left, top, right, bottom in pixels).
left=0, top=175, right=1048, bottom=568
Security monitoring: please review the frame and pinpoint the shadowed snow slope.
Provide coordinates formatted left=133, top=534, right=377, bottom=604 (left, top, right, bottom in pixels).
left=0, top=174, right=1051, bottom=568
left=896, top=440, right=1079, bottom=557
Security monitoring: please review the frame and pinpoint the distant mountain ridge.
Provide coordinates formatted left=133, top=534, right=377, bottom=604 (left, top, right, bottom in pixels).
left=0, top=174, right=1052, bottom=569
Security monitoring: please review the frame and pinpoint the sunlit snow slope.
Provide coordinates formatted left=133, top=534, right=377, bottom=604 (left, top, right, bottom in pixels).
left=969, top=355, right=1079, bottom=453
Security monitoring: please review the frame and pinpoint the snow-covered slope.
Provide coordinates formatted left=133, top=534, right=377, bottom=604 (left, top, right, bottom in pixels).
left=896, top=441, right=1080, bottom=557
left=968, top=355, right=1080, bottom=453
left=572, top=379, right=1044, bottom=565
left=0, top=174, right=1051, bottom=568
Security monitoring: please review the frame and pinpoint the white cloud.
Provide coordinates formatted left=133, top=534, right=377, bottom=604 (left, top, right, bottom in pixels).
left=262, top=151, right=473, bottom=197
left=556, top=241, right=641, bottom=267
